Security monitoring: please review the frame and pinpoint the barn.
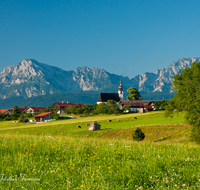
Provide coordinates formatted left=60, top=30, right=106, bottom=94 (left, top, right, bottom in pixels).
left=34, top=112, right=53, bottom=122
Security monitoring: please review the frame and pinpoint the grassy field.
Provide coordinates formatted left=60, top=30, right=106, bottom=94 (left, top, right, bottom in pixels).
left=0, top=111, right=189, bottom=143
left=0, top=111, right=199, bottom=189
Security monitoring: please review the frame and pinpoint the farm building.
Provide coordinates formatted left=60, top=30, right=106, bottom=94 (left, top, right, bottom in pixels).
left=118, top=100, right=152, bottom=113
left=26, top=107, right=47, bottom=113
left=17, top=107, right=28, bottom=112
left=144, top=105, right=154, bottom=112
left=34, top=112, right=53, bottom=122
left=148, top=101, right=161, bottom=109
left=52, top=102, right=85, bottom=115
left=89, top=122, right=101, bottom=131
left=0, top=109, right=12, bottom=115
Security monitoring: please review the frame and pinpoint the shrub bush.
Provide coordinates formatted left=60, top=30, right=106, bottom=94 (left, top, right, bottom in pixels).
left=4, top=116, right=11, bottom=121
left=132, top=127, right=145, bottom=141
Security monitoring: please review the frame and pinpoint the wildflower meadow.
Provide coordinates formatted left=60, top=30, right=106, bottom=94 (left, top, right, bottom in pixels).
left=0, top=111, right=199, bottom=189
left=0, top=134, right=200, bottom=189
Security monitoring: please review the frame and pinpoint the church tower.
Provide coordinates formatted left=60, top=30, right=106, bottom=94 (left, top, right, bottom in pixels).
left=118, top=80, right=123, bottom=100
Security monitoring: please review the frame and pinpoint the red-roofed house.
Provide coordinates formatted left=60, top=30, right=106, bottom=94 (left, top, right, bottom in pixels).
left=18, top=107, right=28, bottom=112
left=119, top=101, right=145, bottom=113
left=0, top=109, right=12, bottom=115
left=34, top=112, right=53, bottom=122
left=119, top=100, right=154, bottom=113
left=52, top=102, right=85, bottom=115
left=144, top=105, right=154, bottom=112
left=26, top=107, right=47, bottom=113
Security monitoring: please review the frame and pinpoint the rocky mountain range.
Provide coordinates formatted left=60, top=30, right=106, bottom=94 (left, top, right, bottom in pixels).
left=0, top=57, right=200, bottom=100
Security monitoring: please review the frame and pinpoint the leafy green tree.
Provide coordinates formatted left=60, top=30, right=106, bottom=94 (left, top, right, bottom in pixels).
left=0, top=112, right=5, bottom=120
left=81, top=104, right=93, bottom=115
left=127, top=87, right=142, bottom=100
left=107, top=100, right=121, bottom=114
left=26, top=113, right=33, bottom=118
left=154, top=100, right=168, bottom=110
left=19, top=114, right=25, bottom=119
left=160, top=100, right=169, bottom=110
left=96, top=103, right=108, bottom=114
left=122, top=104, right=131, bottom=112
left=11, top=106, right=20, bottom=120
left=65, top=106, right=73, bottom=114
left=51, top=106, right=60, bottom=120
left=4, top=116, right=11, bottom=121
left=165, top=62, right=200, bottom=143
left=107, top=100, right=116, bottom=106
left=71, top=105, right=81, bottom=115
left=154, top=101, right=161, bottom=109
left=92, top=103, right=99, bottom=115
left=45, top=106, right=51, bottom=112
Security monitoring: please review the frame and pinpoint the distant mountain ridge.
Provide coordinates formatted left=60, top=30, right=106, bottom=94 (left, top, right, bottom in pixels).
left=0, top=57, right=200, bottom=100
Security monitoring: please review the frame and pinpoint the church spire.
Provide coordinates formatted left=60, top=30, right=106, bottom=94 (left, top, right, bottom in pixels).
left=118, top=80, right=123, bottom=91
left=118, top=80, right=123, bottom=100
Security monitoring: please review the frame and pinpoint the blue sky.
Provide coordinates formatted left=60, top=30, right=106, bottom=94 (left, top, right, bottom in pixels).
left=0, top=0, right=200, bottom=78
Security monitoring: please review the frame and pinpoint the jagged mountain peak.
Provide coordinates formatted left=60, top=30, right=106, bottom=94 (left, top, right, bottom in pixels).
left=0, top=59, right=45, bottom=84
left=73, top=66, right=109, bottom=91
left=166, top=57, right=200, bottom=75
left=75, top=66, right=106, bottom=73
left=16, top=59, right=41, bottom=69
left=0, top=57, right=200, bottom=99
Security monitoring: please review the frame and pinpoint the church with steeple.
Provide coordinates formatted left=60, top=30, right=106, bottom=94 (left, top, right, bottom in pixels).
left=97, top=81, right=124, bottom=104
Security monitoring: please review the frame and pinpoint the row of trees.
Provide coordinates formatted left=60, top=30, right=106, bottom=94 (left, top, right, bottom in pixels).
left=65, top=100, right=125, bottom=115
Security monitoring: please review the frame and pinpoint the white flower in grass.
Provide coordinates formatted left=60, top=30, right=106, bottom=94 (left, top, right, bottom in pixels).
left=182, top=184, right=186, bottom=187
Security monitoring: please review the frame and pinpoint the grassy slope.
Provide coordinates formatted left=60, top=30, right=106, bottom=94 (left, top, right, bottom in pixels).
left=0, top=111, right=191, bottom=144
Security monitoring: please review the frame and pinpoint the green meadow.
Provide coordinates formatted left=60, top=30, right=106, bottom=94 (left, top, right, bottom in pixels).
left=0, top=111, right=199, bottom=189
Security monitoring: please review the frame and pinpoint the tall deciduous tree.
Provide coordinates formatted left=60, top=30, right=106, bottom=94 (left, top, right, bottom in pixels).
left=51, top=106, right=60, bottom=120
left=127, top=87, right=142, bottom=100
left=11, top=105, right=20, bottom=120
left=165, top=62, right=200, bottom=143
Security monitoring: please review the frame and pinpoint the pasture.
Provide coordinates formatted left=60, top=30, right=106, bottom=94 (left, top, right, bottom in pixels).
left=0, top=111, right=199, bottom=189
